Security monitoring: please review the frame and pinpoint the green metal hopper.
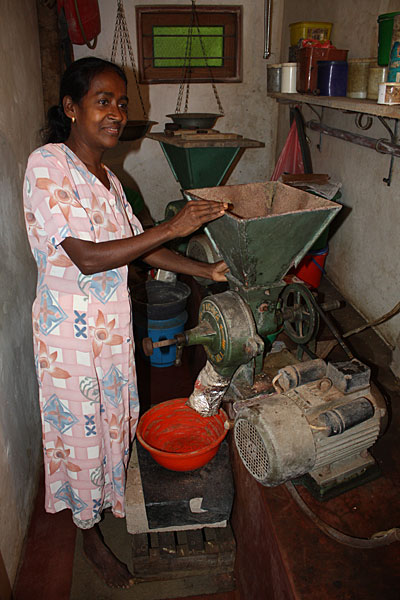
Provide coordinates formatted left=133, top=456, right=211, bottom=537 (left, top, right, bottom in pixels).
left=146, top=132, right=265, bottom=191
left=184, top=182, right=341, bottom=288
left=160, top=144, right=241, bottom=189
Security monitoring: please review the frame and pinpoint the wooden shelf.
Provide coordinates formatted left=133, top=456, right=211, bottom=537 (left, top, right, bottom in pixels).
left=146, top=131, right=265, bottom=148
left=269, top=92, right=400, bottom=120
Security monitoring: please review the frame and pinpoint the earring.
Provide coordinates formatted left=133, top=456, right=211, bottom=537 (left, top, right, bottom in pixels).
left=71, top=116, right=76, bottom=124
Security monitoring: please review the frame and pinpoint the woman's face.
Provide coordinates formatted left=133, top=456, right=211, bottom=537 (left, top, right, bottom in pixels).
left=67, top=69, right=128, bottom=151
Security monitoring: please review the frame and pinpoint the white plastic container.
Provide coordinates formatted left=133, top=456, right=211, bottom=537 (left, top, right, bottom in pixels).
left=281, top=62, right=297, bottom=93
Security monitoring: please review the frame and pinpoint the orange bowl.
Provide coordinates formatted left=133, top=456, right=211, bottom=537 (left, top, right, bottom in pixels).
left=137, top=398, right=228, bottom=471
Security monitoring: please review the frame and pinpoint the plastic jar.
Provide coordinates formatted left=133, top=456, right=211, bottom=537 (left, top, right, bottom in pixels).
left=388, top=41, right=400, bottom=83
left=347, top=59, right=373, bottom=99
left=267, top=64, right=282, bottom=92
left=378, top=12, right=400, bottom=66
left=317, top=60, right=348, bottom=96
left=281, top=62, right=297, bottom=93
left=367, top=65, right=388, bottom=99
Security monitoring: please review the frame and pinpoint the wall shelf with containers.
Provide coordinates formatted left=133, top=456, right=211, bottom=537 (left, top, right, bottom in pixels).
left=266, top=13, right=400, bottom=185
left=268, top=92, right=400, bottom=186
left=268, top=92, right=400, bottom=120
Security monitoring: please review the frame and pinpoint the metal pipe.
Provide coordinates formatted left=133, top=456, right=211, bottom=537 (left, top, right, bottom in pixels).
left=263, top=0, right=272, bottom=59
left=307, top=120, right=400, bottom=158
left=312, top=299, right=354, bottom=360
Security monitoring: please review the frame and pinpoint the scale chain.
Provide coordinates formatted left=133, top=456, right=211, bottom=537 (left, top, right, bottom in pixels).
left=176, top=4, right=195, bottom=114
left=183, top=27, right=194, bottom=113
left=111, top=0, right=147, bottom=119
left=175, top=0, right=225, bottom=116
left=192, top=6, right=224, bottom=115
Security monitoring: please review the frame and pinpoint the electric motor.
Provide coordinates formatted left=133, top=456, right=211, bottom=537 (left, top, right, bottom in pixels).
left=233, top=359, right=386, bottom=488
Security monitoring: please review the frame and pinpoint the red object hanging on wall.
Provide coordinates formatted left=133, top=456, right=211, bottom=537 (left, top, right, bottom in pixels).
left=57, top=0, right=101, bottom=48
left=270, top=120, right=304, bottom=181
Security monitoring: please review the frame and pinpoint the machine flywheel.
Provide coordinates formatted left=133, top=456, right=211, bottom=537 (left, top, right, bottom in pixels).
left=281, top=283, right=319, bottom=344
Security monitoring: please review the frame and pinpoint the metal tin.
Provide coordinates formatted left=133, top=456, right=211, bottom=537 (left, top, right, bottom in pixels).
left=267, top=63, right=282, bottom=92
left=377, top=81, right=400, bottom=104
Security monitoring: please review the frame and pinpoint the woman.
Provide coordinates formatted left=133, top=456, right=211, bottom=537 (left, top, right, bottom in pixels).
left=23, top=57, right=228, bottom=589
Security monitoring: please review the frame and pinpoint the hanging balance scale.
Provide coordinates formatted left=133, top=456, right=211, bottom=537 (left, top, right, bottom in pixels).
left=166, top=0, right=225, bottom=132
left=144, top=0, right=264, bottom=207
left=110, top=0, right=155, bottom=140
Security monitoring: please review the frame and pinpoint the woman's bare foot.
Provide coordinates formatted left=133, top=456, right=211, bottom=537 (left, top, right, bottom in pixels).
left=82, top=524, right=135, bottom=589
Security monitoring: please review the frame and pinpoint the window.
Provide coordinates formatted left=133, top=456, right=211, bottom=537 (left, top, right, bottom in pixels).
left=136, top=5, right=242, bottom=84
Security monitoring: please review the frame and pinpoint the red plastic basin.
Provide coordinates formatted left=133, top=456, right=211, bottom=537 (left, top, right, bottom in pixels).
left=137, top=398, right=228, bottom=471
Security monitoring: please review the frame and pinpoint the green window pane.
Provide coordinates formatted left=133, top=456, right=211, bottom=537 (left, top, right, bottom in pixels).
left=153, top=26, right=224, bottom=67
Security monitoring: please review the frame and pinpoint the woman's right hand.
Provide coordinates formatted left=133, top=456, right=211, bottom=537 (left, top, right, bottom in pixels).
left=61, top=200, right=228, bottom=275
left=166, top=200, right=228, bottom=238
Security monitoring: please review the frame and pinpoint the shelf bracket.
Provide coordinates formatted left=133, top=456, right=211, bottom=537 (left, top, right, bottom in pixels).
left=306, top=105, right=324, bottom=152
left=272, top=93, right=400, bottom=185
left=377, top=117, right=399, bottom=186
left=306, top=117, right=400, bottom=186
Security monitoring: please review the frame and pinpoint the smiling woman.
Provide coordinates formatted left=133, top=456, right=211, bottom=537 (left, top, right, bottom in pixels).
left=63, top=69, right=129, bottom=184
left=23, top=56, right=229, bottom=590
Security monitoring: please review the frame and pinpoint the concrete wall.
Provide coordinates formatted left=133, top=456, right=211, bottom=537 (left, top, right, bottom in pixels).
left=0, top=0, right=43, bottom=586
left=278, top=0, right=400, bottom=347
left=73, top=0, right=284, bottom=220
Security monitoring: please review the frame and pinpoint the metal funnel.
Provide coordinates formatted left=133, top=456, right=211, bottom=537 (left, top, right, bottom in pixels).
left=184, top=182, right=341, bottom=287
left=160, top=144, right=242, bottom=189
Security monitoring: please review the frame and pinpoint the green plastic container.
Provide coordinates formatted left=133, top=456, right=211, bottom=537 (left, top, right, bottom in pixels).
left=378, top=12, right=400, bottom=66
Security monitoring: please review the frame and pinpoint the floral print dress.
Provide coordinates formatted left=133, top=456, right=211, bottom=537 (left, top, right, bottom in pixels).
left=23, top=143, right=143, bottom=528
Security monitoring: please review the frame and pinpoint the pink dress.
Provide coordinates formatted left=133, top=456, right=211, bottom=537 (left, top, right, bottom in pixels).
left=23, top=143, right=143, bottom=528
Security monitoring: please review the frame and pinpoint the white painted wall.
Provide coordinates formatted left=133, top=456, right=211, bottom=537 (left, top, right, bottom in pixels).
left=0, top=0, right=43, bottom=585
left=73, top=0, right=284, bottom=220
left=278, top=0, right=400, bottom=347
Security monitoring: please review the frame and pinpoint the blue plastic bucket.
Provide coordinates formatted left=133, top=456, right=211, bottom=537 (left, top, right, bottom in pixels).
left=134, top=310, right=188, bottom=367
left=317, top=60, right=348, bottom=96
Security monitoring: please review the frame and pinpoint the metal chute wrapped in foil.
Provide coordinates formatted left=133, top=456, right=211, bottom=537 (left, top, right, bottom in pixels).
left=186, top=361, right=231, bottom=416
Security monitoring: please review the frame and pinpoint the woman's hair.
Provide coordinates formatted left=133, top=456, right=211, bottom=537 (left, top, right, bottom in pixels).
left=43, top=57, right=127, bottom=144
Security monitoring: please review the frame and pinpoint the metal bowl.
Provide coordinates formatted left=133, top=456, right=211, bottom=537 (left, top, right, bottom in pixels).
left=166, top=113, right=221, bottom=130
left=119, top=120, right=156, bottom=141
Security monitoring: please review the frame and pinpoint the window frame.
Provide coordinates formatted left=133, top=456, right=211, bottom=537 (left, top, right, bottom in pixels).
left=136, top=5, right=242, bottom=84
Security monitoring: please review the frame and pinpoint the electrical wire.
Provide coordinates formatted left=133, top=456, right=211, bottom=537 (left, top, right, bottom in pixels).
left=285, top=481, right=400, bottom=548
left=343, top=301, right=400, bottom=339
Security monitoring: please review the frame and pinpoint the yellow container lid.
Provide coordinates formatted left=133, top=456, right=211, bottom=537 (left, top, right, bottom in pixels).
left=290, top=21, right=332, bottom=27
left=289, top=22, right=333, bottom=46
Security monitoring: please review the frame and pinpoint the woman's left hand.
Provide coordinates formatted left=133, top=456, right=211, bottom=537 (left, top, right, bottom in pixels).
left=206, top=260, right=229, bottom=282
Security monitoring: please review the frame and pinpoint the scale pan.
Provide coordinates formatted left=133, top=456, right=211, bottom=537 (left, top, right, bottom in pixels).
left=119, top=120, right=156, bottom=141
left=166, top=113, right=221, bottom=130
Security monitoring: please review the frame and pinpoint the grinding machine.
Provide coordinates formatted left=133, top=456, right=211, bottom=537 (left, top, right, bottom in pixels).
left=143, top=181, right=387, bottom=499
